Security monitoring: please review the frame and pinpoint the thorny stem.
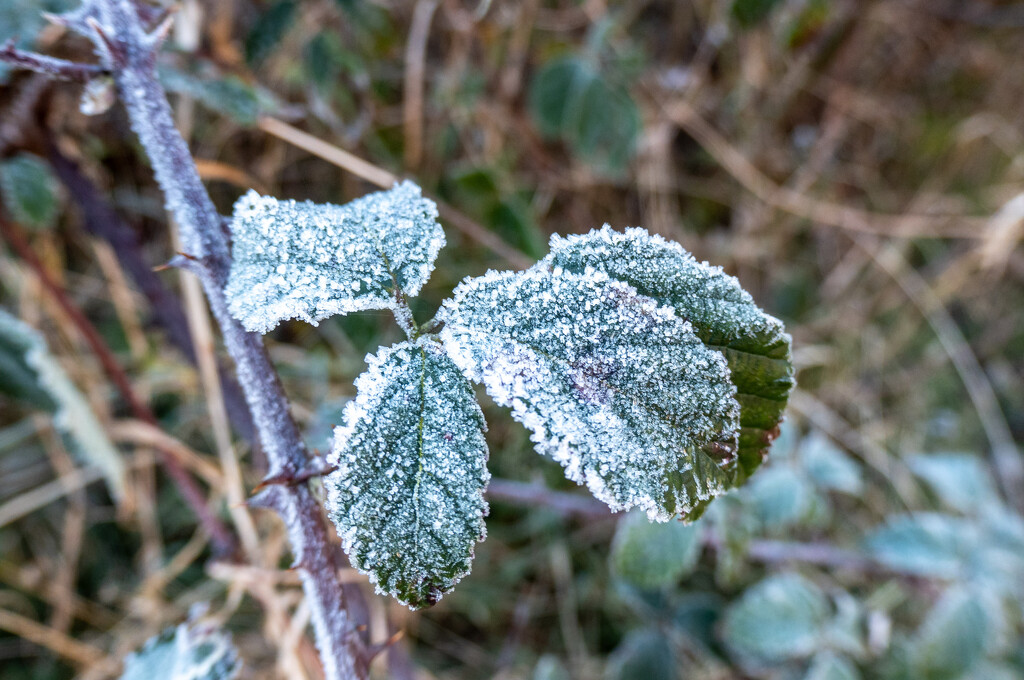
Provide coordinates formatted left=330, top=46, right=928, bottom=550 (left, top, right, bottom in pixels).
left=3, top=2, right=369, bottom=677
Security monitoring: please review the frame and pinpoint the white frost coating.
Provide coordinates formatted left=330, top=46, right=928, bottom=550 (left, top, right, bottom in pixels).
left=544, top=225, right=789, bottom=355
left=225, top=181, right=445, bottom=333
left=119, top=614, right=240, bottom=680
left=325, top=338, right=490, bottom=609
left=0, top=309, right=127, bottom=501
left=439, top=268, right=740, bottom=522
left=543, top=225, right=795, bottom=482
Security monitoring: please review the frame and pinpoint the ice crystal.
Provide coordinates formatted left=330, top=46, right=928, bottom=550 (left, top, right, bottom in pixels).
left=120, top=614, right=240, bottom=680
left=544, top=226, right=794, bottom=481
left=439, top=267, right=739, bottom=521
left=325, top=338, right=490, bottom=609
left=225, top=181, right=444, bottom=333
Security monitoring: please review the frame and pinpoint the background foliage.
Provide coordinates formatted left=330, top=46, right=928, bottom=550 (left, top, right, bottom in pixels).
left=1, top=1, right=1023, bottom=678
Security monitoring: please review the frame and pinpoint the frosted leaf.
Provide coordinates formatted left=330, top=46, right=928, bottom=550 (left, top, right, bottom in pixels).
left=544, top=226, right=794, bottom=482
left=0, top=308, right=127, bottom=501
left=225, top=181, right=444, bottom=333
left=325, top=338, right=489, bottom=609
left=120, top=616, right=240, bottom=680
left=439, top=267, right=739, bottom=522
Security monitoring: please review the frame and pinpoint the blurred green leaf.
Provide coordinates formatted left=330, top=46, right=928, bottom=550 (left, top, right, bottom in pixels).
left=533, top=655, right=570, bottom=680
left=908, top=589, right=988, bottom=680
left=528, top=56, right=640, bottom=175
left=801, top=433, right=863, bottom=495
left=120, top=616, right=240, bottom=680
left=744, top=466, right=815, bottom=529
left=732, top=0, right=785, bottom=28
left=605, top=629, right=674, bottom=680
left=865, top=514, right=965, bottom=578
left=908, top=453, right=997, bottom=514
left=0, top=308, right=127, bottom=500
left=611, top=511, right=703, bottom=589
left=159, top=66, right=261, bottom=126
left=722, top=573, right=830, bottom=664
left=0, top=153, right=60, bottom=230
left=805, top=651, right=861, bottom=680
left=245, top=0, right=297, bottom=66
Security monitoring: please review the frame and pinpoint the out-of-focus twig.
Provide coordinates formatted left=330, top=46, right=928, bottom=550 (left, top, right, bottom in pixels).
left=663, top=100, right=989, bottom=239
left=402, top=0, right=438, bottom=170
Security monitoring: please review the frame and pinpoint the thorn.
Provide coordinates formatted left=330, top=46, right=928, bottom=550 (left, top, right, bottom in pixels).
left=86, top=17, right=122, bottom=66
left=145, top=13, right=175, bottom=50
left=365, top=630, right=405, bottom=663
left=41, top=12, right=67, bottom=27
left=252, top=464, right=337, bottom=492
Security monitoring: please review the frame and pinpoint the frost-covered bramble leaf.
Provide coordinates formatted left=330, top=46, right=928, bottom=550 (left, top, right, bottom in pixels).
left=543, top=226, right=794, bottom=482
left=325, top=338, right=489, bottom=609
left=225, top=181, right=444, bottom=333
left=439, top=267, right=739, bottom=522
left=0, top=308, right=127, bottom=501
left=120, top=617, right=240, bottom=680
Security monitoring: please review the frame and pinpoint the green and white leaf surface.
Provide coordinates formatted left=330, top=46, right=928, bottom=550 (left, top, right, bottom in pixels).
left=439, top=266, right=739, bottom=521
left=325, top=338, right=490, bottom=609
left=120, top=617, right=240, bottom=680
left=0, top=308, right=126, bottom=500
left=226, top=181, right=444, bottom=333
left=543, top=225, right=794, bottom=481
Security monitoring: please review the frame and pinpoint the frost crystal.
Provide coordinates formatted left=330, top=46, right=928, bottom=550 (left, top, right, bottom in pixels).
left=325, top=338, right=490, bottom=609
left=120, top=615, right=240, bottom=680
left=439, top=268, right=739, bottom=521
left=544, top=226, right=794, bottom=481
left=225, top=181, right=444, bottom=333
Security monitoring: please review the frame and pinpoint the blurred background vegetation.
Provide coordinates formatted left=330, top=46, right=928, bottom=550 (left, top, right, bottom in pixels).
left=2, top=0, right=1024, bottom=678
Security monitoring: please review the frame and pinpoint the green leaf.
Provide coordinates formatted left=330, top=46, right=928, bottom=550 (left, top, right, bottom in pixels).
left=226, top=181, right=444, bottom=333
left=159, top=66, right=261, bottom=126
left=731, top=0, right=785, bottom=28
left=529, top=57, right=588, bottom=139
left=744, top=465, right=816, bottom=529
left=325, top=338, right=490, bottom=609
left=865, top=513, right=965, bottom=578
left=908, top=589, right=988, bottom=680
left=533, top=655, right=570, bottom=680
left=543, top=226, right=794, bottom=482
left=528, top=57, right=641, bottom=175
left=721, top=573, right=830, bottom=664
left=0, top=153, right=60, bottom=230
left=805, top=651, right=861, bottom=680
left=0, top=308, right=127, bottom=501
left=908, top=453, right=997, bottom=514
left=120, top=616, right=240, bottom=680
left=440, top=266, right=739, bottom=521
left=244, top=0, right=296, bottom=66
left=605, top=629, right=674, bottom=680
left=801, top=432, right=863, bottom=495
left=611, top=511, right=703, bottom=589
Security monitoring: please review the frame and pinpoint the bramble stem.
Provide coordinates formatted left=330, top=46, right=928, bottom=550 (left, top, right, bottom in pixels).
left=48, top=2, right=369, bottom=677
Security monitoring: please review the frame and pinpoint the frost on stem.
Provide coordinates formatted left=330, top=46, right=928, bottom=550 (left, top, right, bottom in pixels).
left=325, top=338, right=490, bottom=609
left=439, top=267, right=740, bottom=522
left=544, top=226, right=795, bottom=482
left=119, top=612, right=240, bottom=680
left=225, top=181, right=444, bottom=333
